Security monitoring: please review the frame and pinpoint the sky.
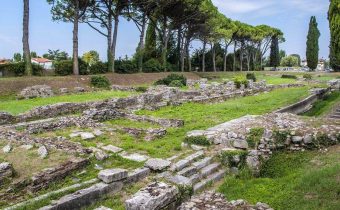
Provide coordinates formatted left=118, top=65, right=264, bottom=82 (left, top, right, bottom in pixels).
left=0, top=0, right=330, bottom=61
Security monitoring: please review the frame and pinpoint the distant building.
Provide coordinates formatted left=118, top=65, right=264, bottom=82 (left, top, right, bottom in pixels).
left=0, top=59, right=11, bottom=65
left=31, top=58, right=53, bottom=70
left=301, top=58, right=326, bottom=71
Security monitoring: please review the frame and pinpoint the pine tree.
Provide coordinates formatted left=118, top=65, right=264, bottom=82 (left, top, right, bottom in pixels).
left=329, top=0, right=340, bottom=71
left=144, top=20, right=157, bottom=61
left=306, top=16, right=320, bottom=70
left=270, top=36, right=280, bottom=68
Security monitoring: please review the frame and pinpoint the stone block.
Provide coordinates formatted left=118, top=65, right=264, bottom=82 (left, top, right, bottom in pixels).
left=98, top=169, right=128, bottom=183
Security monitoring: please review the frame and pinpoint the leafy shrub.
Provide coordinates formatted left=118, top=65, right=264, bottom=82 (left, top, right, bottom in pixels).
left=143, top=58, right=163, bottom=72
left=311, top=133, right=337, bottom=148
left=89, top=61, right=108, bottom=74
left=0, top=62, right=43, bottom=76
left=154, top=74, right=187, bottom=87
left=54, top=59, right=87, bottom=76
left=90, top=75, right=110, bottom=88
left=184, top=136, right=211, bottom=146
left=303, top=74, right=312, bottom=80
left=246, top=128, right=264, bottom=148
left=220, top=150, right=248, bottom=168
left=169, top=80, right=184, bottom=87
left=115, top=60, right=137, bottom=74
left=233, top=76, right=249, bottom=89
left=281, top=74, right=297, bottom=79
left=273, top=130, right=290, bottom=146
left=246, top=73, right=257, bottom=82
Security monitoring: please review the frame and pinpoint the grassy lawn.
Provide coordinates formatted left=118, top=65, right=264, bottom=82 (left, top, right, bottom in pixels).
left=0, top=90, right=136, bottom=115
left=303, top=91, right=340, bottom=117
left=219, top=146, right=340, bottom=210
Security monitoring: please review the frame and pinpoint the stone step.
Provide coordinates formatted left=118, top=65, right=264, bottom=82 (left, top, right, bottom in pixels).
left=177, top=166, right=197, bottom=177
left=200, top=163, right=220, bottom=178
left=330, top=115, right=340, bottom=119
left=193, top=169, right=226, bottom=193
left=192, top=157, right=213, bottom=170
left=170, top=151, right=204, bottom=172
left=188, top=174, right=201, bottom=185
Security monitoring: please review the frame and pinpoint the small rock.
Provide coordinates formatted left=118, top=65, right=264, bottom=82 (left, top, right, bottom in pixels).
left=233, top=139, right=248, bottom=149
left=120, top=152, right=149, bottom=162
left=101, top=145, right=123, bottom=153
left=80, top=132, right=95, bottom=140
left=95, top=150, right=109, bottom=161
left=303, top=134, right=313, bottom=144
left=292, top=136, right=303, bottom=143
left=93, top=129, right=103, bottom=136
left=94, top=206, right=112, bottom=210
left=74, top=87, right=85, bottom=92
left=59, top=88, right=69, bottom=94
left=2, top=145, right=12, bottom=153
left=94, top=164, right=103, bottom=170
left=37, top=146, right=48, bottom=158
left=144, top=158, right=171, bottom=171
left=20, top=144, right=33, bottom=150
left=98, top=168, right=128, bottom=183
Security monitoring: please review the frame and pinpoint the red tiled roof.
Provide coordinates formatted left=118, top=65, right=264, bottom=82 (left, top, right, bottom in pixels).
left=32, top=58, right=52, bottom=63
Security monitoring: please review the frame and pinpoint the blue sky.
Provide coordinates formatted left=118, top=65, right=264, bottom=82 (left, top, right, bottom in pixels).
left=0, top=0, right=330, bottom=60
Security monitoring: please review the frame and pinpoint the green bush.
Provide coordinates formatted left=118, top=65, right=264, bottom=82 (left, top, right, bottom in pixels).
left=233, top=76, right=249, bottom=89
left=303, top=74, right=312, bottom=80
left=220, top=150, right=248, bottom=168
left=169, top=80, right=184, bottom=87
left=143, top=58, right=163, bottom=72
left=115, top=60, right=137, bottom=74
left=0, top=62, right=43, bottom=76
left=154, top=74, right=187, bottom=87
left=246, top=73, right=257, bottom=82
left=90, top=75, right=110, bottom=88
left=246, top=128, right=264, bottom=148
left=54, top=59, right=87, bottom=76
left=184, top=136, right=211, bottom=146
left=281, top=74, right=297, bottom=79
left=273, top=130, right=290, bottom=146
left=135, top=86, right=148, bottom=92
left=89, top=61, right=108, bottom=74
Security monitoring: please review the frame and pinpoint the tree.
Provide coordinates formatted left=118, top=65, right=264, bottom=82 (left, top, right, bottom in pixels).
left=47, top=0, right=93, bottom=75
left=82, top=50, right=100, bottom=65
left=30, top=51, right=37, bottom=58
left=280, top=56, right=299, bottom=67
left=23, top=0, right=33, bottom=76
left=329, top=1, right=340, bottom=71
left=144, top=19, right=157, bottom=61
left=279, top=50, right=286, bottom=62
left=13, top=53, right=22, bottom=62
left=43, top=49, right=69, bottom=60
left=306, top=16, right=320, bottom=70
left=270, top=35, right=280, bottom=68
left=290, top=54, right=301, bottom=66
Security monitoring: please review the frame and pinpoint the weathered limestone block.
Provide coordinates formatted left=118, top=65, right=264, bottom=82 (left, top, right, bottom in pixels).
left=125, top=182, right=179, bottom=210
left=40, top=181, right=123, bottom=210
left=98, top=169, right=128, bottom=183
left=125, top=167, right=150, bottom=183
left=144, top=158, right=171, bottom=171
left=37, top=146, right=48, bottom=158
left=120, top=152, right=150, bottom=162
left=0, top=112, right=15, bottom=125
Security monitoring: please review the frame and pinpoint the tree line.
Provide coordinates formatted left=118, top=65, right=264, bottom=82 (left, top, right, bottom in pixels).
left=20, top=0, right=285, bottom=76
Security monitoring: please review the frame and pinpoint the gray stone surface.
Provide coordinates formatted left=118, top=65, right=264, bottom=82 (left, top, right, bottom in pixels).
left=125, top=167, right=150, bottom=183
left=125, top=182, right=179, bottom=210
left=95, top=150, right=109, bottom=161
left=98, top=169, right=128, bottom=183
left=120, top=153, right=149, bottom=162
left=0, top=162, right=13, bottom=181
left=37, top=146, right=48, bottom=158
left=167, top=174, right=192, bottom=186
left=144, top=158, right=171, bottom=171
left=101, top=145, right=123, bottom=154
left=80, top=132, right=95, bottom=140
left=233, top=139, right=248, bottom=149
left=19, top=85, right=54, bottom=99
left=3, top=144, right=12, bottom=153
left=94, top=206, right=112, bottom=210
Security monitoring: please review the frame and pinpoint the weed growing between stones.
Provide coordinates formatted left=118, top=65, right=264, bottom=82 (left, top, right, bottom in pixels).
left=273, top=130, right=290, bottom=147
left=183, top=136, right=211, bottom=146
left=219, top=150, right=248, bottom=168
left=246, top=128, right=264, bottom=149
left=176, top=184, right=194, bottom=204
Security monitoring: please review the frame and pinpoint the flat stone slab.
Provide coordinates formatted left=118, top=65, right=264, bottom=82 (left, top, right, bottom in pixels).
left=101, top=145, right=123, bottom=153
left=98, top=169, right=128, bottom=183
left=125, top=182, right=179, bottom=210
left=126, top=167, right=150, bottom=183
left=120, top=153, right=149, bottom=162
left=94, top=206, right=112, bottom=210
left=80, top=132, right=95, bottom=140
left=167, top=175, right=192, bottom=186
left=144, top=158, right=171, bottom=171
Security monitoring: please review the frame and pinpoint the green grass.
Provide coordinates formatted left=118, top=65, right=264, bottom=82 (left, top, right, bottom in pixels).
left=303, top=91, right=340, bottom=117
left=0, top=90, right=136, bottom=115
left=218, top=147, right=340, bottom=210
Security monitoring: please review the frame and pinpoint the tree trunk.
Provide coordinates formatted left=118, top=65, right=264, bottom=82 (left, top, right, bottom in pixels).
left=233, top=41, right=237, bottom=72
left=23, top=0, right=32, bottom=76
left=187, top=42, right=191, bottom=72
left=177, top=27, right=182, bottom=71
left=240, top=42, right=243, bottom=72
left=111, top=14, right=119, bottom=73
left=223, top=43, right=228, bottom=72
left=138, top=14, right=147, bottom=72
left=72, top=1, right=79, bottom=75
left=212, top=43, right=216, bottom=72
left=161, top=16, right=169, bottom=71
left=107, top=15, right=113, bottom=72
left=202, top=39, right=206, bottom=72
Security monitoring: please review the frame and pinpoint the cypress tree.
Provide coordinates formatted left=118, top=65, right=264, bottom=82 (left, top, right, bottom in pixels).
left=329, top=0, right=340, bottom=71
left=270, top=36, right=280, bottom=68
left=306, top=16, right=320, bottom=70
left=144, top=19, right=157, bottom=61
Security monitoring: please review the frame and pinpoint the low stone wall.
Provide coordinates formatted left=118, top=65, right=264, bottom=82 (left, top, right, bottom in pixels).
left=276, top=88, right=330, bottom=114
